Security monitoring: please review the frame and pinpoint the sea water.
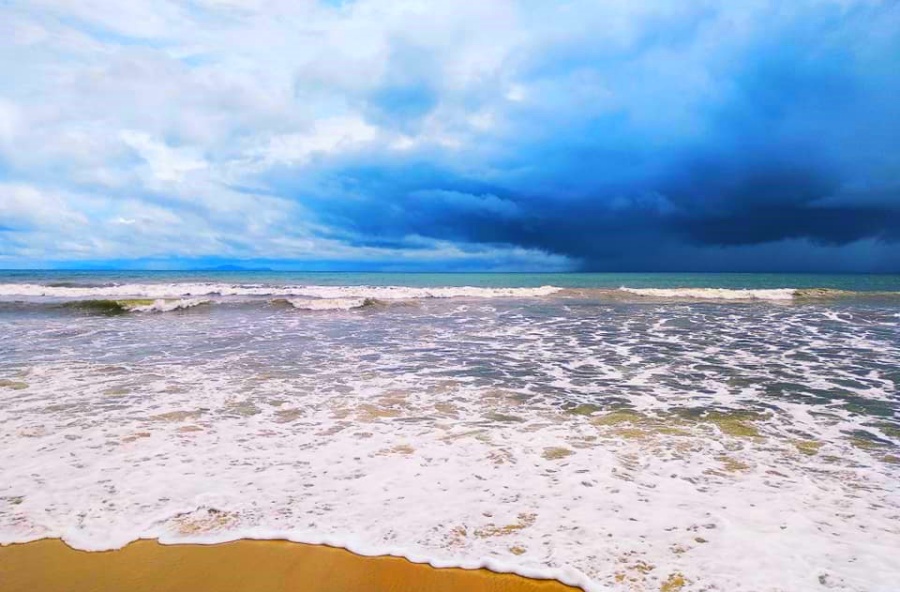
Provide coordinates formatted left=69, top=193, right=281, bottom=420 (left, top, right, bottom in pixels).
left=0, top=272, right=898, bottom=591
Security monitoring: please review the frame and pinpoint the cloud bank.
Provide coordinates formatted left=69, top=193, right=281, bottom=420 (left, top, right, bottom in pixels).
left=1, top=0, right=898, bottom=271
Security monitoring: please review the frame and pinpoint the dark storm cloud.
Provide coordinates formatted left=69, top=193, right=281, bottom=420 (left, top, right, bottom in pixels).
left=266, top=1, right=900, bottom=270
left=6, top=0, right=897, bottom=270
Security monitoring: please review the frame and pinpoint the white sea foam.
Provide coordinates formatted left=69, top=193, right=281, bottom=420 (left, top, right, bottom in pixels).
left=283, top=297, right=374, bottom=311
left=124, top=298, right=211, bottom=313
left=2, top=358, right=897, bottom=591
left=1, top=298, right=898, bottom=591
left=618, top=286, right=798, bottom=300
left=0, top=283, right=562, bottom=300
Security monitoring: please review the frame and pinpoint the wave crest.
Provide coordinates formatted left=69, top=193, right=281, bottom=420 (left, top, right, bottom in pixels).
left=125, top=298, right=211, bottom=313
left=62, top=298, right=210, bottom=313
left=276, top=297, right=379, bottom=311
left=617, top=287, right=798, bottom=300
left=0, top=283, right=562, bottom=300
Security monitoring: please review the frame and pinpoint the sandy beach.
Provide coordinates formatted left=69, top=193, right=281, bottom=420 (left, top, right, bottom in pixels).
left=0, top=538, right=580, bottom=592
left=2, top=274, right=899, bottom=591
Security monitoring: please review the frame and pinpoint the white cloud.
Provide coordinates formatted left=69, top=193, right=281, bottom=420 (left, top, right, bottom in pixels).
left=0, top=0, right=887, bottom=267
left=504, top=84, right=527, bottom=103
left=0, top=99, right=21, bottom=148
left=0, top=184, right=88, bottom=229
left=254, top=116, right=378, bottom=166
left=121, top=131, right=208, bottom=184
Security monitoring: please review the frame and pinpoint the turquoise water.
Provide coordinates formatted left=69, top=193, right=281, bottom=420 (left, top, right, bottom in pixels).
left=2, top=270, right=900, bottom=290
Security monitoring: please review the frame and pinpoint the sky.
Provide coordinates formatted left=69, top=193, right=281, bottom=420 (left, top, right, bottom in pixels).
left=0, top=0, right=898, bottom=272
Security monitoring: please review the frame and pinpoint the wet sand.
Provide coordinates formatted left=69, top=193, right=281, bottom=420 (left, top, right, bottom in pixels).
left=0, top=538, right=581, bottom=592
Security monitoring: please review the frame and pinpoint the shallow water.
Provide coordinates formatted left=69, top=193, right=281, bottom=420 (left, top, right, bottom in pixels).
left=0, top=273, right=898, bottom=591
left=2, top=269, right=900, bottom=291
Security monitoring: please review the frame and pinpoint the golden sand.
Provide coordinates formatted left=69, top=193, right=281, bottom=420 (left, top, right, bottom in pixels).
left=0, top=538, right=581, bottom=592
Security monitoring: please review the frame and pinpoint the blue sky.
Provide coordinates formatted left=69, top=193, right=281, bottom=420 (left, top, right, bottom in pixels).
left=0, top=0, right=898, bottom=271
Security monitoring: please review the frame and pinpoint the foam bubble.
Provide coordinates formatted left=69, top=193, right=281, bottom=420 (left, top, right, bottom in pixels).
left=1, top=297, right=898, bottom=592
left=0, top=283, right=562, bottom=300
left=618, top=287, right=798, bottom=300
left=125, top=298, right=211, bottom=313
left=280, top=297, right=375, bottom=311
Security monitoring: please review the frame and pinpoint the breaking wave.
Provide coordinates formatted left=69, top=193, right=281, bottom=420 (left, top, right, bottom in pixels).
left=3, top=283, right=898, bottom=310
left=616, top=287, right=799, bottom=300
left=0, top=283, right=562, bottom=300
left=62, top=298, right=210, bottom=314
left=1, top=279, right=899, bottom=591
left=275, top=297, right=380, bottom=311
left=125, top=298, right=211, bottom=313
left=614, top=287, right=898, bottom=300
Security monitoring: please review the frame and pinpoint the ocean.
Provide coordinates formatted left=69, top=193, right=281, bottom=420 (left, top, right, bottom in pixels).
left=1, top=271, right=898, bottom=591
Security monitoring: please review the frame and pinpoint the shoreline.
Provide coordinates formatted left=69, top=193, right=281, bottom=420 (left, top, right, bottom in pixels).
left=0, top=538, right=583, bottom=592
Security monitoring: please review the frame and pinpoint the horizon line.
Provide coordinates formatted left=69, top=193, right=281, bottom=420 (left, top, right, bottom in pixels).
left=1, top=269, right=898, bottom=275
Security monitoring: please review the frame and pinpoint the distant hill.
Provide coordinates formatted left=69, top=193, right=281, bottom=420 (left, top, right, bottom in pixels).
left=201, top=265, right=274, bottom=272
